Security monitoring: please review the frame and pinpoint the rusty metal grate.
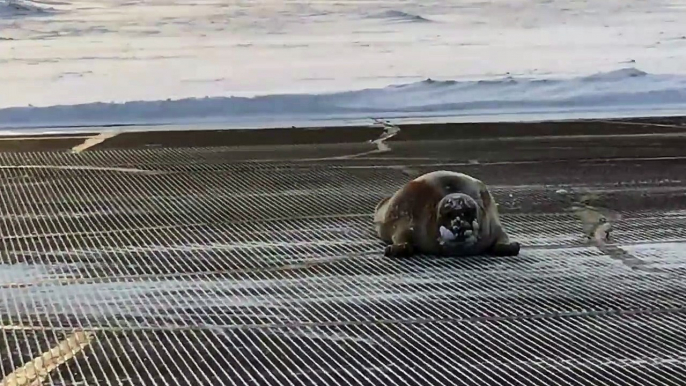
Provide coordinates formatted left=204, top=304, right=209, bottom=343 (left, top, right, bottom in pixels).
left=1, top=143, right=686, bottom=386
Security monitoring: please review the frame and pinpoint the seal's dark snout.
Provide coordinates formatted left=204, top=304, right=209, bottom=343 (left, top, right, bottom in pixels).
left=438, top=195, right=479, bottom=244
left=440, top=195, right=477, bottom=221
left=449, top=208, right=476, bottom=230
left=442, top=196, right=468, bottom=213
left=446, top=201, right=476, bottom=220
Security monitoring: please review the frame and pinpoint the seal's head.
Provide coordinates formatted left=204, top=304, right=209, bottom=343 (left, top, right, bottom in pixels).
left=436, top=193, right=480, bottom=244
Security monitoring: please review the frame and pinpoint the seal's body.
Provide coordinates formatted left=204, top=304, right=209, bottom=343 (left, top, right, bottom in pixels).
left=374, top=170, right=520, bottom=258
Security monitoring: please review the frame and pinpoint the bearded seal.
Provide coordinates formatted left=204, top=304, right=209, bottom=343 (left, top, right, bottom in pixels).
left=374, top=170, right=520, bottom=258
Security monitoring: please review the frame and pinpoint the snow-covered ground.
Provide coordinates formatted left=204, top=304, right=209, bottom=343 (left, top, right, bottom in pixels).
left=2, top=0, right=686, bottom=130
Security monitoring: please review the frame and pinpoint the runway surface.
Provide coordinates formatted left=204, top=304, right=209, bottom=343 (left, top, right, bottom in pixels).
left=1, top=117, right=686, bottom=385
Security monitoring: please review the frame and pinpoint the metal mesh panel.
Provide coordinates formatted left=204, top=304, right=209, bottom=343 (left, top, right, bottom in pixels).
left=1, top=142, right=686, bottom=386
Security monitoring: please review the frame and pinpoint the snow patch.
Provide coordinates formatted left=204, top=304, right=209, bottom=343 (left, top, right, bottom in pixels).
left=2, top=67, right=686, bottom=129
left=3, top=0, right=686, bottom=122
left=0, top=0, right=58, bottom=18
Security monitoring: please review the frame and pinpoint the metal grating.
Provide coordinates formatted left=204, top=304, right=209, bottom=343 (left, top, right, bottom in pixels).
left=2, top=138, right=686, bottom=386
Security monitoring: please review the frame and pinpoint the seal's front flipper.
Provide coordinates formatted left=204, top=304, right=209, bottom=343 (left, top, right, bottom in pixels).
left=384, top=243, right=414, bottom=258
left=384, top=227, right=414, bottom=258
left=490, top=242, right=521, bottom=256
left=486, top=221, right=520, bottom=256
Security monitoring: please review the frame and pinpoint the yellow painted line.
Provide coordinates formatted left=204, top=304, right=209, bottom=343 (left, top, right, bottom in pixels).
left=71, top=131, right=120, bottom=153
left=1, top=331, right=95, bottom=386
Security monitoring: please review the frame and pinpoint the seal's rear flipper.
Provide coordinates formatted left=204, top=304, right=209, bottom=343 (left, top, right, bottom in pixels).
left=384, top=227, right=415, bottom=258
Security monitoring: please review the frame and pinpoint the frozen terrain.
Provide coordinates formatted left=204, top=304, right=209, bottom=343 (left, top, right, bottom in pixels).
left=2, top=0, right=686, bottom=130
